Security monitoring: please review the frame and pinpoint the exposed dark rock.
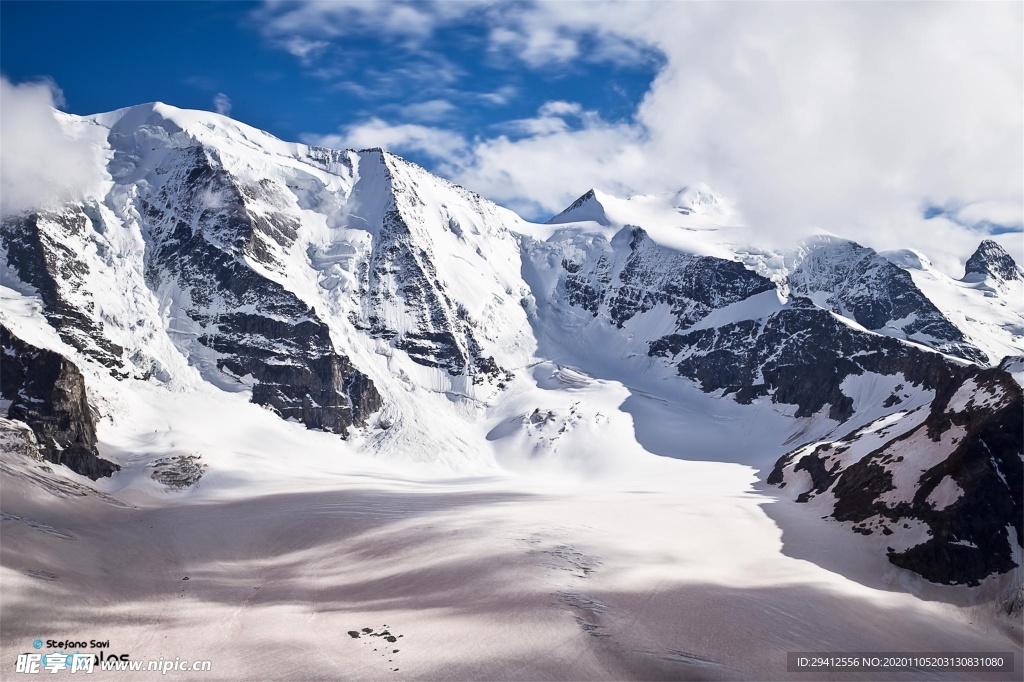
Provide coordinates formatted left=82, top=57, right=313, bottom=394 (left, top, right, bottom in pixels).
left=0, top=417, right=41, bottom=460
left=788, top=238, right=984, bottom=362
left=964, top=239, right=1022, bottom=282
left=792, top=447, right=842, bottom=503
left=548, top=189, right=598, bottom=223
left=886, top=370, right=1022, bottom=585
left=562, top=256, right=605, bottom=315
left=651, top=300, right=962, bottom=421
left=360, top=151, right=511, bottom=381
left=769, top=366, right=1023, bottom=586
left=1, top=209, right=126, bottom=371
left=0, top=325, right=118, bottom=479
left=552, top=226, right=773, bottom=332
left=608, top=230, right=774, bottom=329
left=135, top=143, right=381, bottom=436
left=150, top=455, right=207, bottom=490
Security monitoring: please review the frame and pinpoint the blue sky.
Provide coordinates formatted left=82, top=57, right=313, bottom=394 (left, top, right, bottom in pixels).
left=1, top=1, right=1020, bottom=268
left=0, top=1, right=658, bottom=172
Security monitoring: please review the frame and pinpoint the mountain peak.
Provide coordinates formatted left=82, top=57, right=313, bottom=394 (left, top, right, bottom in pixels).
left=880, top=248, right=932, bottom=271
left=666, top=184, right=725, bottom=214
left=546, top=189, right=611, bottom=225
left=963, top=239, right=1022, bottom=282
left=546, top=185, right=732, bottom=228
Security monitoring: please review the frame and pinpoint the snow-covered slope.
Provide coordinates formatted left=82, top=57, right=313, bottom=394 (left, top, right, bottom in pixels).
left=769, top=363, right=1022, bottom=588
left=882, top=242, right=1024, bottom=367
left=2, top=103, right=542, bottom=468
left=782, top=237, right=985, bottom=362
left=1, top=103, right=1021, bottom=597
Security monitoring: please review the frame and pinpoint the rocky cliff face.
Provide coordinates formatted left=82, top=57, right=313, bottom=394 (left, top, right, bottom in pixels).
left=526, top=196, right=1023, bottom=589
left=0, top=325, right=117, bottom=479
left=354, top=149, right=523, bottom=382
left=785, top=238, right=985, bottom=363
left=1, top=209, right=128, bottom=373
left=1, top=103, right=534, bottom=445
left=650, top=299, right=963, bottom=421
left=768, top=366, right=1022, bottom=587
left=526, top=226, right=968, bottom=424
left=545, top=226, right=774, bottom=329
left=964, top=239, right=1023, bottom=283
left=127, top=135, right=381, bottom=436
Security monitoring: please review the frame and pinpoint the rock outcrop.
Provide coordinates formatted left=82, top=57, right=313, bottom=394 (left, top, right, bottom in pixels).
left=963, top=239, right=1022, bottom=283
left=0, top=325, right=118, bottom=479
left=768, top=365, right=1022, bottom=586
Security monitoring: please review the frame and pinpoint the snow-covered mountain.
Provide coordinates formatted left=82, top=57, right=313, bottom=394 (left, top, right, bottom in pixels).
left=882, top=242, right=1024, bottom=365
left=1, top=103, right=1021, bottom=600
left=769, top=363, right=1021, bottom=590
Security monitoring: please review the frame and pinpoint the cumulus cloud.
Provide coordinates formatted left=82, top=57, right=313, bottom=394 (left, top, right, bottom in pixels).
left=0, top=77, right=102, bottom=217
left=463, top=1, right=1022, bottom=272
left=303, top=117, right=469, bottom=161
left=213, top=92, right=232, bottom=116
left=270, top=1, right=1022, bottom=273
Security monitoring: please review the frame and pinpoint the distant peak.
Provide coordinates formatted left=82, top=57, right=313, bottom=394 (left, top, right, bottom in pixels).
left=667, top=184, right=722, bottom=211
left=546, top=189, right=609, bottom=226
left=963, top=239, right=1022, bottom=282
left=798, top=234, right=863, bottom=252
left=566, top=189, right=600, bottom=207
left=881, top=248, right=932, bottom=271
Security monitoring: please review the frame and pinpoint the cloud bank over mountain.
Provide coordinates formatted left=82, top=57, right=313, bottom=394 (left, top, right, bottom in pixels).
left=0, top=77, right=103, bottom=217
left=262, top=0, right=1022, bottom=274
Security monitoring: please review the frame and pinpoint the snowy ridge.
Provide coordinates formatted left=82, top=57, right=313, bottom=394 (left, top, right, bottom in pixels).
left=548, top=184, right=736, bottom=228
left=883, top=242, right=1024, bottom=366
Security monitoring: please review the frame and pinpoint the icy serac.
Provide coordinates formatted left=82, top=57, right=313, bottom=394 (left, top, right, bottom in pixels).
left=0, top=103, right=1021, bottom=594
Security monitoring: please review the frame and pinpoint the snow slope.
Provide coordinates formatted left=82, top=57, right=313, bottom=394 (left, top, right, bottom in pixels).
left=882, top=246, right=1024, bottom=367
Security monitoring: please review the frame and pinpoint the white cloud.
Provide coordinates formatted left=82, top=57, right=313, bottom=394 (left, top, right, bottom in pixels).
left=537, top=101, right=582, bottom=118
left=498, top=101, right=595, bottom=137
left=279, top=36, right=328, bottom=62
left=489, top=24, right=579, bottom=67
left=303, top=117, right=468, bottom=161
left=273, top=1, right=1022, bottom=273
left=478, top=85, right=517, bottom=106
left=254, top=0, right=486, bottom=44
left=455, top=1, right=1024, bottom=273
left=319, top=56, right=463, bottom=100
left=955, top=201, right=1023, bottom=229
left=402, top=99, right=457, bottom=123
left=213, top=92, right=232, bottom=116
left=0, top=77, right=103, bottom=217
